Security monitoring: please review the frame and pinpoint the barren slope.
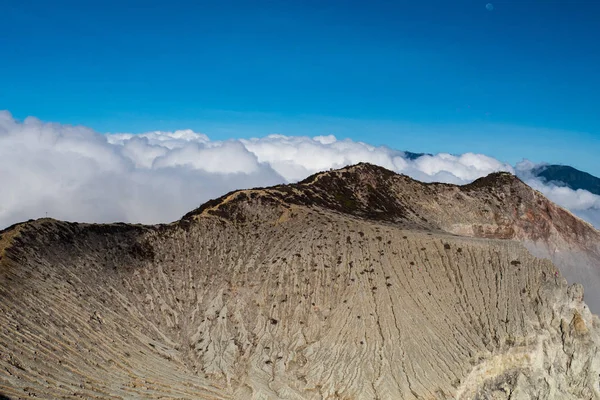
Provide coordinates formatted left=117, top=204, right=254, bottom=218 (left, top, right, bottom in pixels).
left=185, top=163, right=600, bottom=311
left=1, top=163, right=599, bottom=399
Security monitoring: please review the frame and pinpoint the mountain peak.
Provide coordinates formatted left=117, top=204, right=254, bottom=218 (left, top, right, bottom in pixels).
left=182, top=163, right=411, bottom=224
left=185, top=164, right=534, bottom=227
left=462, top=171, right=524, bottom=191
left=533, top=164, right=600, bottom=195
left=3, top=163, right=600, bottom=399
left=181, top=165, right=599, bottom=266
left=2, top=168, right=600, bottom=399
left=297, top=162, right=398, bottom=184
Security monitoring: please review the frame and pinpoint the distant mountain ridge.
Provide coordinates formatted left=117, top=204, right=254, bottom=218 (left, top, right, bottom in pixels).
left=401, top=150, right=430, bottom=160
left=532, top=164, right=600, bottom=195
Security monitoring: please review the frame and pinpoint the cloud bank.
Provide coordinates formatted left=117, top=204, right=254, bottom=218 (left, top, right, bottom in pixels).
left=1, top=111, right=599, bottom=230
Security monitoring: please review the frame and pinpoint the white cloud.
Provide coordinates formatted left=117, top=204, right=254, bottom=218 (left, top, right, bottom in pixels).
left=0, top=112, right=282, bottom=227
left=107, top=129, right=210, bottom=148
left=527, top=181, right=600, bottom=212
left=0, top=110, right=598, bottom=230
left=411, top=153, right=514, bottom=184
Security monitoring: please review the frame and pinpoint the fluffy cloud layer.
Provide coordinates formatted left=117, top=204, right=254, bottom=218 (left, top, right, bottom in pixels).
left=1, top=111, right=598, bottom=230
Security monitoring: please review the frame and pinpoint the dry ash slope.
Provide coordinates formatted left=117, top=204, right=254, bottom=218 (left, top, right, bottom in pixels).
left=0, top=163, right=599, bottom=399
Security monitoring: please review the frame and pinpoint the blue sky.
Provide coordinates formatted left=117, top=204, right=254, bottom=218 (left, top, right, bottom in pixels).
left=1, top=0, right=599, bottom=175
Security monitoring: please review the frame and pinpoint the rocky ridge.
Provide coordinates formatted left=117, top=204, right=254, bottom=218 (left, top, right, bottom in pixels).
left=1, top=163, right=599, bottom=399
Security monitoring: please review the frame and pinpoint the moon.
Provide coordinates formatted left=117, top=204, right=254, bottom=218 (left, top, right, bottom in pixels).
left=486, top=3, right=494, bottom=11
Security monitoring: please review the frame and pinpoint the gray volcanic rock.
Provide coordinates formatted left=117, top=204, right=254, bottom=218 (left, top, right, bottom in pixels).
left=1, top=163, right=599, bottom=399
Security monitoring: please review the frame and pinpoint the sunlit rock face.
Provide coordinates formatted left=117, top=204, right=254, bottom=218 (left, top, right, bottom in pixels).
left=1, top=163, right=599, bottom=399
